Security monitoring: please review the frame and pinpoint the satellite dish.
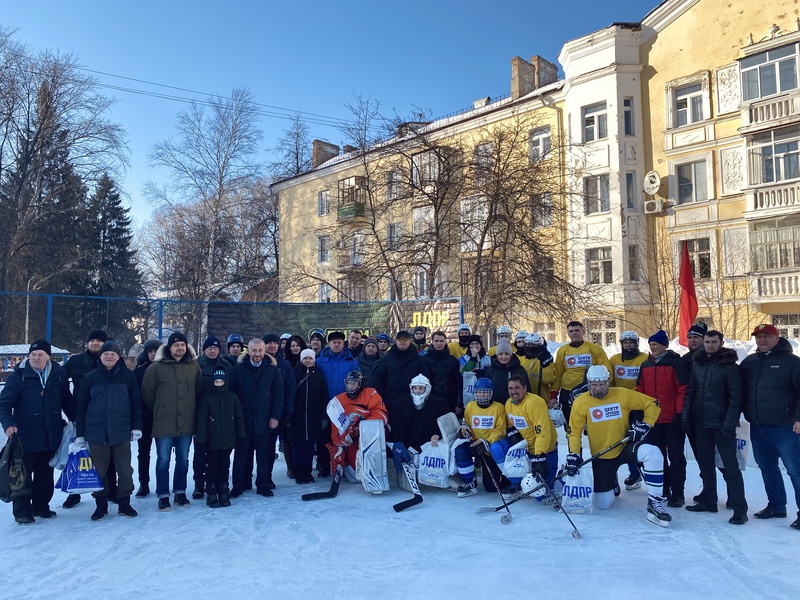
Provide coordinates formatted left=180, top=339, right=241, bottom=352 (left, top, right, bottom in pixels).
left=643, top=171, right=661, bottom=195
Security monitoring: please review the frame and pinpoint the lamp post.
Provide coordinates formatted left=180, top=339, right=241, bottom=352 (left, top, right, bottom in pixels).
left=25, top=276, right=35, bottom=344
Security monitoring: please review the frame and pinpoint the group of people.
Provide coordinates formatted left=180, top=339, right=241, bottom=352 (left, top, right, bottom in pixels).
left=0, top=320, right=798, bottom=532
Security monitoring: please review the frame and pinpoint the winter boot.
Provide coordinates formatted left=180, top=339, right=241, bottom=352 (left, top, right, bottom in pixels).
left=457, top=480, right=478, bottom=498
left=729, top=513, right=748, bottom=525
left=192, top=480, right=205, bottom=500
left=206, top=483, right=221, bottom=508
left=158, top=497, right=171, bottom=512
left=668, top=493, right=685, bottom=508
left=647, top=495, right=672, bottom=528
left=174, top=493, right=191, bottom=508
left=219, top=485, right=231, bottom=508
left=135, top=482, right=150, bottom=498
left=117, top=496, right=138, bottom=518
left=62, top=494, right=81, bottom=509
left=91, top=496, right=109, bottom=522
left=282, top=441, right=295, bottom=479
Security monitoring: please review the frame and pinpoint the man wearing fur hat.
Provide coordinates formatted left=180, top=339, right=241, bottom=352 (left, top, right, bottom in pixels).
left=133, top=339, right=161, bottom=497
left=0, top=340, right=75, bottom=525
left=141, top=332, right=203, bottom=512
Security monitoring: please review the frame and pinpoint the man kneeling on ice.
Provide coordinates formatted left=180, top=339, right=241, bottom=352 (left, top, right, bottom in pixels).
left=567, top=365, right=672, bottom=527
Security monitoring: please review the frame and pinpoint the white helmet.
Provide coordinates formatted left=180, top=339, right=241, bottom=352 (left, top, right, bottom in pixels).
left=409, top=374, right=431, bottom=410
left=497, top=325, right=512, bottom=337
left=458, top=324, right=472, bottom=334
left=520, top=473, right=547, bottom=498
left=620, top=330, right=639, bottom=344
left=525, top=333, right=542, bottom=345
left=586, top=365, right=610, bottom=383
left=515, top=330, right=529, bottom=341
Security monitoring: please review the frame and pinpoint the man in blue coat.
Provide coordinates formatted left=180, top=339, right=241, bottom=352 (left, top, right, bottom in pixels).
left=0, top=340, right=75, bottom=525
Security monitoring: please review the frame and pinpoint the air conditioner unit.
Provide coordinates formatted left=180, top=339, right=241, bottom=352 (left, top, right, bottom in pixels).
left=644, top=199, right=667, bottom=215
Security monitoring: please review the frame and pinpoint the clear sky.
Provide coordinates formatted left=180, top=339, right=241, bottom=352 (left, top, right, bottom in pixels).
left=1, top=0, right=660, bottom=226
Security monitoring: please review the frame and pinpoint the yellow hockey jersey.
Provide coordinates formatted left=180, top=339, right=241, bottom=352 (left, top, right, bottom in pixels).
left=448, top=341, right=469, bottom=359
left=554, top=341, right=612, bottom=392
left=608, top=352, right=648, bottom=389
left=464, top=400, right=506, bottom=444
left=504, top=393, right=557, bottom=455
left=568, top=387, right=660, bottom=459
left=526, top=357, right=557, bottom=399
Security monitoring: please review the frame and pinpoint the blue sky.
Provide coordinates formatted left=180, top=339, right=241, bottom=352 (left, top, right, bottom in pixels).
left=2, top=0, right=660, bottom=225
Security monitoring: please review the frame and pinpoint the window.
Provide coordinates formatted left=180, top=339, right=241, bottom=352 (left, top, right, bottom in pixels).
left=387, top=222, right=401, bottom=250
left=474, top=143, right=493, bottom=185
left=461, top=196, right=491, bottom=251
left=529, top=126, right=552, bottom=160
left=531, top=192, right=553, bottom=228
left=412, top=151, right=440, bottom=187
left=748, top=125, right=800, bottom=185
left=750, top=215, right=800, bottom=272
left=413, top=269, right=429, bottom=299
left=533, top=255, right=554, bottom=281
left=317, top=235, right=330, bottom=263
left=350, top=231, right=364, bottom=266
left=625, top=173, right=636, bottom=209
left=584, top=174, right=610, bottom=215
left=413, top=205, right=434, bottom=235
left=318, top=282, right=331, bottom=303
left=338, top=277, right=366, bottom=302
left=676, top=160, right=708, bottom=204
left=386, top=170, right=402, bottom=201
left=773, top=314, right=800, bottom=339
left=741, top=43, right=799, bottom=101
left=628, top=245, right=640, bottom=282
left=586, top=247, right=613, bottom=284
left=533, top=322, right=557, bottom=342
left=685, top=238, right=711, bottom=279
left=674, top=83, right=704, bottom=127
left=582, top=102, right=608, bottom=142
left=623, top=97, right=634, bottom=136
left=338, top=176, right=366, bottom=205
left=586, top=320, right=618, bottom=346
left=317, top=190, right=330, bottom=216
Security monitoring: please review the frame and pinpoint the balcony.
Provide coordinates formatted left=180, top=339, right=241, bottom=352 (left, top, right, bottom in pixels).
left=743, top=180, right=800, bottom=220
left=740, top=90, right=800, bottom=135
left=336, top=253, right=364, bottom=270
left=336, top=201, right=365, bottom=221
left=752, top=271, right=800, bottom=306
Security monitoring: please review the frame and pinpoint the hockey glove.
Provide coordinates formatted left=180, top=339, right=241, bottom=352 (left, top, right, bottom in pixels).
left=326, top=443, right=346, bottom=472
left=565, top=453, right=581, bottom=477
left=537, top=347, right=553, bottom=368
left=341, top=416, right=361, bottom=447
left=469, top=438, right=490, bottom=458
left=627, top=421, right=652, bottom=444
left=392, top=442, right=411, bottom=473
left=457, top=425, right=473, bottom=440
left=506, top=427, right=524, bottom=446
left=531, top=453, right=549, bottom=480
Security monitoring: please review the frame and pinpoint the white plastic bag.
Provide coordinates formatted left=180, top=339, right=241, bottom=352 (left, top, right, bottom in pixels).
left=561, top=467, right=594, bottom=514
left=418, top=441, right=450, bottom=488
left=503, top=439, right=531, bottom=479
left=49, top=422, right=76, bottom=470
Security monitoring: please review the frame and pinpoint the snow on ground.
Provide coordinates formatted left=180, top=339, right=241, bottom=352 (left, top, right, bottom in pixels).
left=2, top=430, right=798, bottom=600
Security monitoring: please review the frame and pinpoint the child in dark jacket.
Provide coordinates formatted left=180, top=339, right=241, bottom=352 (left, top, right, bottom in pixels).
left=292, top=350, right=330, bottom=484
left=196, top=369, right=246, bottom=507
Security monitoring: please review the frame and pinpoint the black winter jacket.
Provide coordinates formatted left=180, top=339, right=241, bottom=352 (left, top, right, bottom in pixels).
left=76, top=361, right=142, bottom=445
left=356, top=352, right=381, bottom=387
left=0, top=359, right=75, bottom=454
left=230, top=355, right=284, bottom=436
left=195, top=380, right=245, bottom=450
left=372, top=345, right=432, bottom=415
left=484, top=355, right=530, bottom=405
left=64, top=350, right=100, bottom=397
left=291, top=364, right=329, bottom=442
left=421, top=346, right=463, bottom=412
left=682, top=348, right=741, bottom=431
left=386, top=392, right=449, bottom=451
left=197, top=354, right=231, bottom=392
left=740, top=337, right=800, bottom=426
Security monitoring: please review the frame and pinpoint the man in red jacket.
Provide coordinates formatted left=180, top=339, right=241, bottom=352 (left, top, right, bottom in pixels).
left=636, top=329, right=690, bottom=508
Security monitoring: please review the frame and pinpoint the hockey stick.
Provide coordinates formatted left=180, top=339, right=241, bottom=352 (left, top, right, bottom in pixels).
left=480, top=453, right=514, bottom=524
left=537, top=474, right=581, bottom=539
left=393, top=461, right=423, bottom=512
left=302, top=464, right=344, bottom=501
left=476, top=436, right=629, bottom=513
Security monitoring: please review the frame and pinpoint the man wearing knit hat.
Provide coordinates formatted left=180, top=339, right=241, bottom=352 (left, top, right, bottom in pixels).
left=356, top=337, right=381, bottom=385
left=62, top=329, right=108, bottom=509
left=0, top=340, right=76, bottom=524
left=636, top=329, right=690, bottom=508
left=411, top=326, right=428, bottom=354
left=141, top=331, right=203, bottom=512
left=133, top=339, right=162, bottom=497
left=376, top=333, right=391, bottom=355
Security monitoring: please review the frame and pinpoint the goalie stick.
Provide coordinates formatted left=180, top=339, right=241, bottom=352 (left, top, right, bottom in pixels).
left=393, top=461, right=423, bottom=512
left=476, top=436, right=629, bottom=514
left=301, top=464, right=344, bottom=501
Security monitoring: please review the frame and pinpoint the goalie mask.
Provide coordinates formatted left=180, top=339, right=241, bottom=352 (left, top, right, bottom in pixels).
left=344, top=370, right=365, bottom=399
left=409, top=374, right=431, bottom=410
left=586, top=365, right=610, bottom=399
left=474, top=377, right=494, bottom=408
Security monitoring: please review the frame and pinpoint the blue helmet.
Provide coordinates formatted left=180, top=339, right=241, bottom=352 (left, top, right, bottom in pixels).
left=475, top=378, right=494, bottom=391
left=474, top=378, right=494, bottom=407
left=226, top=334, right=244, bottom=349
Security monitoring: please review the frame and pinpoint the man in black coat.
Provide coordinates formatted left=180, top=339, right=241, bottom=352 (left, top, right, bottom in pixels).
left=62, top=329, right=108, bottom=509
left=0, top=340, right=75, bottom=525
left=75, top=340, right=143, bottom=521
left=133, top=339, right=161, bottom=497
left=682, top=331, right=747, bottom=523
left=421, top=330, right=463, bottom=416
left=264, top=333, right=297, bottom=483
left=356, top=338, right=381, bottom=386
left=740, top=323, right=800, bottom=529
left=372, top=330, right=432, bottom=417
left=229, top=339, right=284, bottom=497
left=387, top=374, right=449, bottom=453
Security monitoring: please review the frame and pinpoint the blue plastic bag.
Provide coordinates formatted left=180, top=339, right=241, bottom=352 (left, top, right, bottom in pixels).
left=56, top=445, right=103, bottom=495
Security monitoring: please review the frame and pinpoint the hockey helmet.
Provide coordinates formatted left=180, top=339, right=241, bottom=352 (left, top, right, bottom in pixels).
left=409, top=374, right=431, bottom=409
left=586, top=365, right=610, bottom=398
left=620, top=330, right=639, bottom=344
left=458, top=324, right=472, bottom=335
left=496, top=325, right=512, bottom=338
left=226, top=333, right=244, bottom=349
left=344, top=370, right=365, bottom=399
left=515, top=330, right=529, bottom=341
left=474, top=377, right=494, bottom=408
left=524, top=333, right=543, bottom=346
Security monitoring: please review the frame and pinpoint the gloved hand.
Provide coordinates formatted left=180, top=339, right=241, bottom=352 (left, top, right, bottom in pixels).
left=131, top=430, right=143, bottom=441
left=719, top=427, right=736, bottom=441
left=74, top=437, right=87, bottom=449
left=627, top=421, right=652, bottom=444
left=531, top=453, right=549, bottom=480
left=392, top=442, right=411, bottom=473
left=681, top=421, right=690, bottom=436
left=506, top=427, right=524, bottom=445
left=469, top=438, right=489, bottom=458
left=341, top=416, right=361, bottom=446
left=457, top=424, right=473, bottom=440
left=537, top=347, right=553, bottom=368
left=565, top=453, right=581, bottom=477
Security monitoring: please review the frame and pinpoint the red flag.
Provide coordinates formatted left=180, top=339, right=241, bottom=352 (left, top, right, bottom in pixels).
left=679, top=241, right=698, bottom=346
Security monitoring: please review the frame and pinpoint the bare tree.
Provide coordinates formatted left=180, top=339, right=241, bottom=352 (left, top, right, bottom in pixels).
left=269, top=113, right=313, bottom=180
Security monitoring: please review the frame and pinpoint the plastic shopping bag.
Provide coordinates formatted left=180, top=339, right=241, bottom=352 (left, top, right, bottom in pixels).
left=56, top=445, right=103, bottom=495
left=418, top=441, right=450, bottom=488
left=561, top=467, right=594, bottom=514
left=49, top=422, right=76, bottom=470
